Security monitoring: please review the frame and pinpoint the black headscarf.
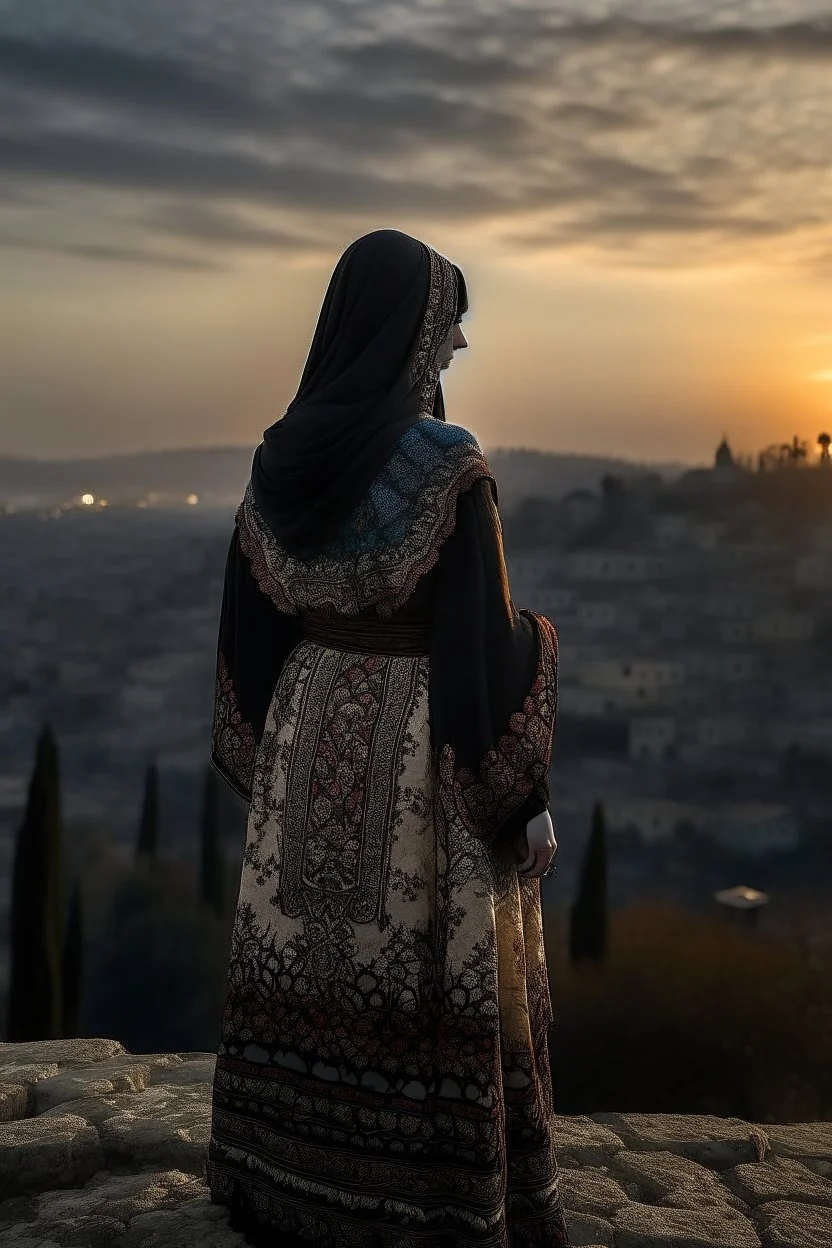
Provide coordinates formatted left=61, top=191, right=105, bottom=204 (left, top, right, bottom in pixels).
left=250, top=229, right=467, bottom=560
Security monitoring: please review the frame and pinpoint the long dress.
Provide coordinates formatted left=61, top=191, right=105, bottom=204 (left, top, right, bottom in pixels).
left=205, top=416, right=569, bottom=1247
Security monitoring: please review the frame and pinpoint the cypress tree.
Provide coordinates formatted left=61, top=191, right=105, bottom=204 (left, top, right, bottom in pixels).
left=135, top=762, right=160, bottom=865
left=6, top=724, right=64, bottom=1041
left=60, top=878, right=84, bottom=1038
left=569, top=800, right=609, bottom=964
left=199, top=764, right=224, bottom=918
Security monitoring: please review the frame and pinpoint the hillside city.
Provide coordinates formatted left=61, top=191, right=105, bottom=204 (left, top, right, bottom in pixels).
left=0, top=432, right=830, bottom=997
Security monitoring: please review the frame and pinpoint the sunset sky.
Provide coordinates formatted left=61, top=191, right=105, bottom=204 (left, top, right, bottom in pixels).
left=1, top=0, right=831, bottom=464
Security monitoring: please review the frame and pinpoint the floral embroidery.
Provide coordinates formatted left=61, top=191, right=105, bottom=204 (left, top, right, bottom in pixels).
left=211, top=652, right=257, bottom=802
left=409, top=241, right=458, bottom=413
left=236, top=418, right=494, bottom=618
left=207, top=646, right=569, bottom=1248
left=278, top=644, right=423, bottom=928
left=437, top=611, right=559, bottom=850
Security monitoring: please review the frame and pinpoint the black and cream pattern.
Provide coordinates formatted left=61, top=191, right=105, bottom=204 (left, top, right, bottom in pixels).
left=236, top=417, right=494, bottom=619
left=207, top=421, right=568, bottom=1240
left=207, top=640, right=569, bottom=1247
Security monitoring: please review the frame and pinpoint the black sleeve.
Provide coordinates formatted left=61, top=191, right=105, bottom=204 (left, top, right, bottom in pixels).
left=429, top=475, right=559, bottom=856
left=211, top=524, right=304, bottom=802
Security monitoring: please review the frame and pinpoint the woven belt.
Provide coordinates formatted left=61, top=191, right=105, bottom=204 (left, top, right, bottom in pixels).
left=300, top=610, right=431, bottom=656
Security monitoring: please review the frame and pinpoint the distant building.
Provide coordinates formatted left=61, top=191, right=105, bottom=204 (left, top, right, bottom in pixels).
left=566, top=551, right=673, bottom=582
left=605, top=797, right=704, bottom=844
left=794, top=553, right=832, bottom=590
left=753, top=610, right=815, bottom=644
left=629, top=717, right=677, bottom=761
left=577, top=600, right=639, bottom=632
left=562, top=489, right=602, bottom=530
left=706, top=803, right=799, bottom=857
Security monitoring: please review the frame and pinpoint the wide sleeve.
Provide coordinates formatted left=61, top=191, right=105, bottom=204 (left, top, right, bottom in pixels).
left=429, top=475, right=558, bottom=856
left=211, top=524, right=304, bottom=802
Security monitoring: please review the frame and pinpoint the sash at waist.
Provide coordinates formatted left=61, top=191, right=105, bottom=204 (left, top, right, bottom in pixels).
left=300, top=610, right=431, bottom=655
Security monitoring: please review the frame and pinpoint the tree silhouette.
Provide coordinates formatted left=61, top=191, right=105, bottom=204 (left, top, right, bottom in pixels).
left=6, top=725, right=65, bottom=1041
left=199, top=764, right=224, bottom=919
left=135, top=761, right=161, bottom=865
left=60, top=878, right=84, bottom=1038
left=569, top=801, right=609, bottom=964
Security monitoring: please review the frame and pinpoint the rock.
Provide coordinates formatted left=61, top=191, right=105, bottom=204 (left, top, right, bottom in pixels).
left=31, top=1063, right=157, bottom=1115
left=0, top=1039, right=829, bottom=1246
left=0, top=1113, right=106, bottom=1199
left=723, top=1156, right=832, bottom=1209
left=0, top=1169, right=212, bottom=1247
left=754, top=1198, right=832, bottom=1247
left=609, top=1148, right=747, bottom=1210
left=757, top=1123, right=832, bottom=1168
left=0, top=1040, right=127, bottom=1069
left=28, top=1054, right=185, bottom=1115
left=553, top=1114, right=625, bottom=1167
left=558, top=1167, right=630, bottom=1217
left=147, top=1058, right=216, bottom=1087
left=0, top=1083, right=30, bottom=1124
left=613, top=1201, right=762, bottom=1246
left=96, top=1084, right=212, bottom=1177
left=592, top=1113, right=770, bottom=1170
left=563, top=1208, right=615, bottom=1245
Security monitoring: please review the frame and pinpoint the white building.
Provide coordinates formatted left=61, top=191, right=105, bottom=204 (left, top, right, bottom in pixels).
left=578, top=658, right=686, bottom=695
left=794, top=553, right=832, bottom=590
left=566, top=551, right=673, bottom=582
left=653, top=515, right=691, bottom=548
left=605, top=798, right=704, bottom=845
left=577, top=601, right=639, bottom=632
left=753, top=611, right=815, bottom=644
left=692, top=716, right=750, bottom=750
left=629, top=717, right=677, bottom=761
left=691, top=520, right=729, bottom=550
left=506, top=552, right=557, bottom=590
left=719, top=620, right=755, bottom=645
left=563, top=490, right=602, bottom=529
left=706, top=803, right=799, bottom=857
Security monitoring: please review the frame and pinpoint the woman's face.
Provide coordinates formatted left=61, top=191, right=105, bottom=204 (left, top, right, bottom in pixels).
left=437, top=321, right=468, bottom=371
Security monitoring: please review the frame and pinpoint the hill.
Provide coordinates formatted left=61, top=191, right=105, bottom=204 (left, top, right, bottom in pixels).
left=0, top=445, right=695, bottom=509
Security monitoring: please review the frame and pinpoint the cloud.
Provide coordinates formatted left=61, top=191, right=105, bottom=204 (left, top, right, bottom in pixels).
left=145, top=202, right=324, bottom=251
left=0, top=10, right=829, bottom=270
left=0, top=234, right=223, bottom=269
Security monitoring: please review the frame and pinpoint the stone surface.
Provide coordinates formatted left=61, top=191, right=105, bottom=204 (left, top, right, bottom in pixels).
left=613, top=1202, right=762, bottom=1246
left=564, top=1208, right=616, bottom=1245
left=608, top=1149, right=748, bottom=1211
left=559, top=1167, right=631, bottom=1217
left=722, top=1156, right=832, bottom=1209
left=755, top=1199, right=832, bottom=1247
left=592, top=1113, right=769, bottom=1170
left=757, top=1123, right=832, bottom=1172
left=0, top=1039, right=830, bottom=1246
left=0, top=1113, right=106, bottom=1199
left=554, top=1114, right=627, bottom=1167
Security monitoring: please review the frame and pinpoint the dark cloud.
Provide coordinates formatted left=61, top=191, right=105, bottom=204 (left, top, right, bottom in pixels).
left=327, top=36, right=531, bottom=87
left=0, top=35, right=280, bottom=131
left=146, top=202, right=322, bottom=251
left=0, top=12, right=828, bottom=269
left=0, top=129, right=521, bottom=216
left=549, top=16, right=832, bottom=60
left=0, top=234, right=223, bottom=269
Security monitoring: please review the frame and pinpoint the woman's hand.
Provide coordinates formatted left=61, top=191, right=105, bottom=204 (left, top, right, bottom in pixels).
left=513, top=808, right=557, bottom=879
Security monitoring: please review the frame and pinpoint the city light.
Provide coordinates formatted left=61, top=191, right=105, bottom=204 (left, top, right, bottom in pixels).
left=81, top=494, right=95, bottom=506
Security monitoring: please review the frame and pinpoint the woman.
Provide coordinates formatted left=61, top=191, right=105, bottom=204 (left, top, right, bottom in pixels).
left=205, top=229, right=568, bottom=1247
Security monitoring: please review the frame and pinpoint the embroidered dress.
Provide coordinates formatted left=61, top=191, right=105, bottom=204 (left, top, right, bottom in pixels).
left=205, top=415, right=569, bottom=1248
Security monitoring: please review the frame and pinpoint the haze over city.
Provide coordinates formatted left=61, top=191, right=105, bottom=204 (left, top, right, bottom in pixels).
left=1, top=0, right=831, bottom=463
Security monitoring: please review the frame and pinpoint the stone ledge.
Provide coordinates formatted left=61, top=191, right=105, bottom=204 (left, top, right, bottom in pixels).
left=0, top=1040, right=830, bottom=1247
